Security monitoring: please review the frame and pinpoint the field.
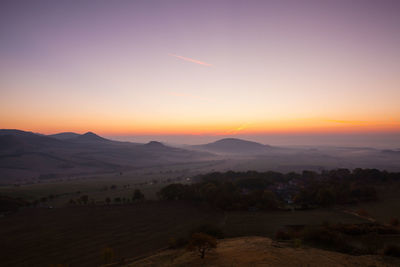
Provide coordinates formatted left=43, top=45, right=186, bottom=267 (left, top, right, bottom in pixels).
left=340, top=182, right=400, bottom=223
left=0, top=200, right=372, bottom=267
left=0, top=161, right=228, bottom=206
left=2, top=167, right=400, bottom=266
left=0, top=202, right=222, bottom=267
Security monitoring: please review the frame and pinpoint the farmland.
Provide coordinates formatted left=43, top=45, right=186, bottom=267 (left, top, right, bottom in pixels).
left=0, top=200, right=373, bottom=267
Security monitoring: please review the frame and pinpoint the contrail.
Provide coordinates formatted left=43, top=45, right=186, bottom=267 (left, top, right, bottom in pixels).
left=168, top=53, right=212, bottom=66
left=224, top=123, right=248, bottom=134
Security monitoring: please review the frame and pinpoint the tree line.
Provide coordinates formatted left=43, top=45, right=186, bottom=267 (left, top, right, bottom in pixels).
left=158, top=169, right=400, bottom=210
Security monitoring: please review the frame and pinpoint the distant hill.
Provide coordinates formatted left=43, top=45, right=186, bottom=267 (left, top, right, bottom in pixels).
left=0, top=134, right=25, bottom=150
left=70, top=131, right=110, bottom=143
left=0, top=129, right=64, bottom=150
left=0, top=129, right=214, bottom=184
left=144, top=141, right=167, bottom=149
left=48, top=132, right=80, bottom=140
left=192, top=138, right=272, bottom=154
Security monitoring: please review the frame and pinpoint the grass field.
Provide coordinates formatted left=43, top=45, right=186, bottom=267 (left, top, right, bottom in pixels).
left=2, top=169, right=400, bottom=266
left=340, top=182, right=400, bottom=224
left=0, top=160, right=233, bottom=205
left=0, top=201, right=372, bottom=267
left=0, top=202, right=222, bottom=267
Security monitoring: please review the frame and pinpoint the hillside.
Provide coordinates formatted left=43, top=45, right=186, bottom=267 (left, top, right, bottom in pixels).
left=0, top=129, right=214, bottom=184
left=48, top=132, right=80, bottom=140
left=126, top=236, right=400, bottom=267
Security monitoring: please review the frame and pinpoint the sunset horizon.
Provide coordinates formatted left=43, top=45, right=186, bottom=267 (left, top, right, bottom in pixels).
left=2, top=1, right=400, bottom=266
left=1, top=0, right=399, bottom=140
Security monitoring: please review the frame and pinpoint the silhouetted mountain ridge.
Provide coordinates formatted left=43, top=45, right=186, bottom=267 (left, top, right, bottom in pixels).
left=71, top=131, right=110, bottom=142
left=0, top=129, right=64, bottom=150
left=0, top=129, right=214, bottom=184
left=48, top=132, right=80, bottom=140
left=144, top=141, right=166, bottom=148
left=191, top=138, right=272, bottom=154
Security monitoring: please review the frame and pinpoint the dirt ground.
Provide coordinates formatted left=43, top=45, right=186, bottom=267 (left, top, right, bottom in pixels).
left=128, top=236, right=400, bottom=267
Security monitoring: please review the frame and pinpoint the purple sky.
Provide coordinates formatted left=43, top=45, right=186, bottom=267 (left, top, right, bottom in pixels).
left=1, top=0, right=400, bottom=146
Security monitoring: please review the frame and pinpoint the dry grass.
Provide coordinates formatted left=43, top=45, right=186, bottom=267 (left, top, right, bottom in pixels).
left=128, top=236, right=400, bottom=267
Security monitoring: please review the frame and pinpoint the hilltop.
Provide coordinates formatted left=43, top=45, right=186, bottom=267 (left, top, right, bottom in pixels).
left=191, top=138, right=272, bottom=154
left=48, top=132, right=80, bottom=140
left=125, top=236, right=400, bottom=267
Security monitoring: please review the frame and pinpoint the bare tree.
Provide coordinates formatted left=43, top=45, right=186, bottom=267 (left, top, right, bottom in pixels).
left=187, top=233, right=217, bottom=259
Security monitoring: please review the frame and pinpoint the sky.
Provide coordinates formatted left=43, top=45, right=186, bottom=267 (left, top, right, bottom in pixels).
left=1, top=0, right=400, bottom=146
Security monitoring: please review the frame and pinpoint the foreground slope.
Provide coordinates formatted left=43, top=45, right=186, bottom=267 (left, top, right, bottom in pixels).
left=127, top=236, right=399, bottom=267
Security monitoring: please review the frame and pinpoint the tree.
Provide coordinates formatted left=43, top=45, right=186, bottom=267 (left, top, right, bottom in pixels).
left=187, top=233, right=217, bottom=259
left=132, top=189, right=145, bottom=202
left=158, top=183, right=186, bottom=200
left=316, top=188, right=335, bottom=207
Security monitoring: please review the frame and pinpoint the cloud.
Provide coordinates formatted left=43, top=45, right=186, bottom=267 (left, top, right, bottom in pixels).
left=168, top=53, right=212, bottom=66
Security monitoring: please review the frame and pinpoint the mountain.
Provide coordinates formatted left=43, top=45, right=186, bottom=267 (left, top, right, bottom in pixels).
left=49, top=131, right=109, bottom=142
left=0, top=129, right=64, bottom=150
left=144, top=141, right=167, bottom=149
left=70, top=132, right=110, bottom=143
left=48, top=132, right=80, bottom=140
left=0, top=129, right=214, bottom=184
left=191, top=138, right=272, bottom=154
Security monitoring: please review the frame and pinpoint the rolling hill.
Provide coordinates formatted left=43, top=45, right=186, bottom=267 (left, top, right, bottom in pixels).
left=190, top=138, right=275, bottom=154
left=48, top=132, right=80, bottom=140
left=0, top=130, right=214, bottom=184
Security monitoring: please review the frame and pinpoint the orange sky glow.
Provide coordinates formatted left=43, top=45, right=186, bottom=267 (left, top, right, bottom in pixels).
left=1, top=1, right=400, bottom=139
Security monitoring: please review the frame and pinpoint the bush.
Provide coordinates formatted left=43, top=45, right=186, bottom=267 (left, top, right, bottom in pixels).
left=384, top=244, right=400, bottom=257
left=132, top=189, right=145, bottom=202
left=330, top=223, right=399, bottom=236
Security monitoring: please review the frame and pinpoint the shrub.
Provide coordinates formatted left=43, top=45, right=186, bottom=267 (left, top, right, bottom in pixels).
left=384, top=244, right=400, bottom=257
left=132, top=189, right=145, bottom=202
